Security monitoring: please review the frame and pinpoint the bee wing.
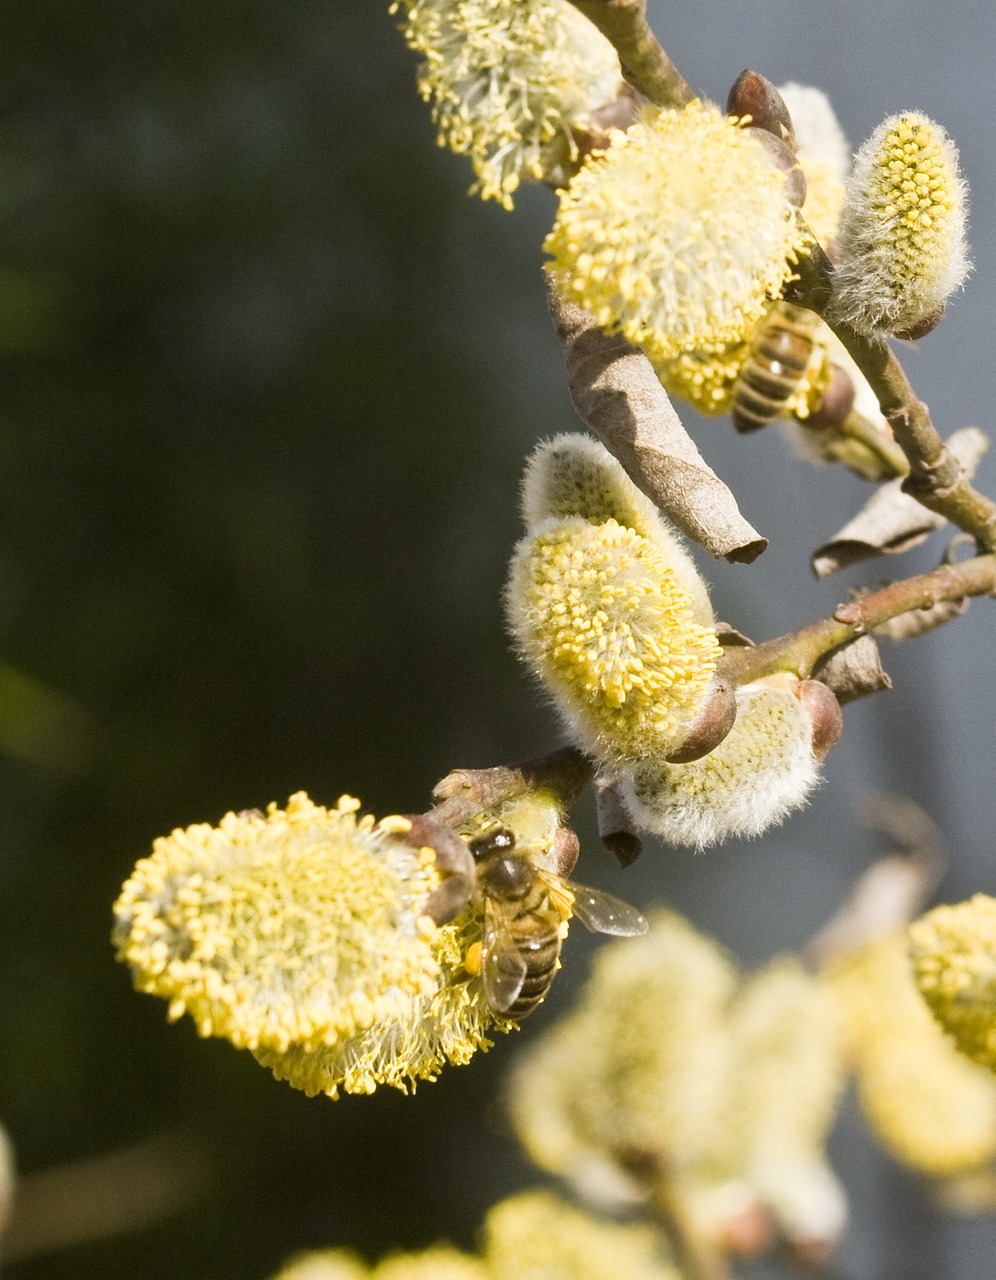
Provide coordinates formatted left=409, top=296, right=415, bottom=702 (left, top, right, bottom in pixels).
left=568, top=882, right=649, bottom=937
left=482, top=903, right=528, bottom=1013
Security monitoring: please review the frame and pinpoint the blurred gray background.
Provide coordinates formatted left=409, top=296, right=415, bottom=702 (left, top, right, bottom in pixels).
left=0, top=0, right=994, bottom=1275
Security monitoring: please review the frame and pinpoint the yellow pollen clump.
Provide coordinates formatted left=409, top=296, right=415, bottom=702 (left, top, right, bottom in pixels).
left=545, top=100, right=809, bottom=361
left=831, top=112, right=969, bottom=337
left=506, top=516, right=720, bottom=768
left=909, top=894, right=996, bottom=1073
left=112, top=793, right=441, bottom=1056
left=392, top=0, right=623, bottom=209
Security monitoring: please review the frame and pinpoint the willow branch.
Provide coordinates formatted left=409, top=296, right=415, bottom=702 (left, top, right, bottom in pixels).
left=717, top=553, right=996, bottom=687
left=431, top=745, right=595, bottom=827
left=788, top=247, right=996, bottom=552
left=564, top=0, right=694, bottom=109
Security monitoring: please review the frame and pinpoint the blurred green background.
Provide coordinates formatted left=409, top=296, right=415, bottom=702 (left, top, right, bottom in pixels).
left=1, top=0, right=996, bottom=1276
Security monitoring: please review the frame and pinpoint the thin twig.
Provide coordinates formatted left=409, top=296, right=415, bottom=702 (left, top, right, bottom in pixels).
left=788, top=249, right=996, bottom=552
left=718, top=552, right=996, bottom=687
left=564, top=0, right=695, bottom=109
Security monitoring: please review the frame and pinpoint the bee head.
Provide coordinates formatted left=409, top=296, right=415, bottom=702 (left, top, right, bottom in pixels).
left=478, top=851, right=534, bottom=900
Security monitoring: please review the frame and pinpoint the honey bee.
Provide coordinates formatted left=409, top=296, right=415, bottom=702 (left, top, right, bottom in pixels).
left=466, top=827, right=648, bottom=1020
left=731, top=302, right=827, bottom=433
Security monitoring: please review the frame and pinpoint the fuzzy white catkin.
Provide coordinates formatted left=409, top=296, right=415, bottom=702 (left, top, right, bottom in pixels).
left=620, top=677, right=820, bottom=849
left=830, top=112, right=970, bottom=338
left=520, top=433, right=714, bottom=622
left=777, top=84, right=850, bottom=186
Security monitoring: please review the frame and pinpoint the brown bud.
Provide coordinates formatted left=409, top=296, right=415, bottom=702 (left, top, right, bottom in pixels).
left=715, top=622, right=755, bottom=648
left=794, top=680, right=843, bottom=760
left=664, top=676, right=737, bottom=763
left=720, top=1201, right=777, bottom=1259
left=727, top=69, right=796, bottom=149
left=812, top=634, right=892, bottom=704
left=403, top=814, right=475, bottom=924
left=551, top=824, right=581, bottom=877
left=572, top=85, right=641, bottom=161
left=893, top=302, right=947, bottom=341
left=803, top=364, right=856, bottom=431
left=746, top=126, right=806, bottom=207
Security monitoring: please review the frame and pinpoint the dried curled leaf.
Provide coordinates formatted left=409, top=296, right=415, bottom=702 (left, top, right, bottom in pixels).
left=872, top=595, right=970, bottom=641
left=812, top=635, right=892, bottom=704
left=548, top=288, right=767, bottom=564
left=812, top=427, right=988, bottom=577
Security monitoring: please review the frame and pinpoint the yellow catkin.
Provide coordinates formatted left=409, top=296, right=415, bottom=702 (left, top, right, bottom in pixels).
left=392, top=0, right=622, bottom=209
left=831, top=112, right=970, bottom=337
left=519, top=434, right=714, bottom=622
left=506, top=516, right=720, bottom=769
left=653, top=340, right=751, bottom=418
left=253, top=888, right=514, bottom=1098
left=484, top=1189, right=682, bottom=1280
left=253, top=796, right=575, bottom=1098
left=621, top=676, right=820, bottom=850
left=112, top=794, right=441, bottom=1055
left=825, top=932, right=996, bottom=1176
left=909, top=894, right=996, bottom=1073
left=545, top=100, right=809, bottom=362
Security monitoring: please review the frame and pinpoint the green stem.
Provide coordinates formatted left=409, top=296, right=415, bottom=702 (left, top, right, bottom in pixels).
left=718, top=553, right=996, bottom=686
left=838, top=407, right=910, bottom=479
left=565, top=0, right=695, bottom=108
left=788, top=246, right=996, bottom=551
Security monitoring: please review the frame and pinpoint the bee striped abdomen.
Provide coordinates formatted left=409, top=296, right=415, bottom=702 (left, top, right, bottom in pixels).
left=731, top=304, right=818, bottom=433
left=505, top=901, right=561, bottom=1018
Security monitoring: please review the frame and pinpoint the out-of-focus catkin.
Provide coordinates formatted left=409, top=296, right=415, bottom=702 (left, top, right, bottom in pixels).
left=484, top=1189, right=683, bottom=1280
left=824, top=932, right=996, bottom=1175
left=508, top=912, right=848, bottom=1253
left=777, top=83, right=850, bottom=250
left=909, top=894, right=996, bottom=1073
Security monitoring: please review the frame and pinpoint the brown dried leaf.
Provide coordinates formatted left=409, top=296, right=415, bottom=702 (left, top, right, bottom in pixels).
left=872, top=595, right=970, bottom=641
left=812, top=634, right=892, bottom=704
left=811, top=426, right=989, bottom=576
left=549, top=287, right=768, bottom=563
